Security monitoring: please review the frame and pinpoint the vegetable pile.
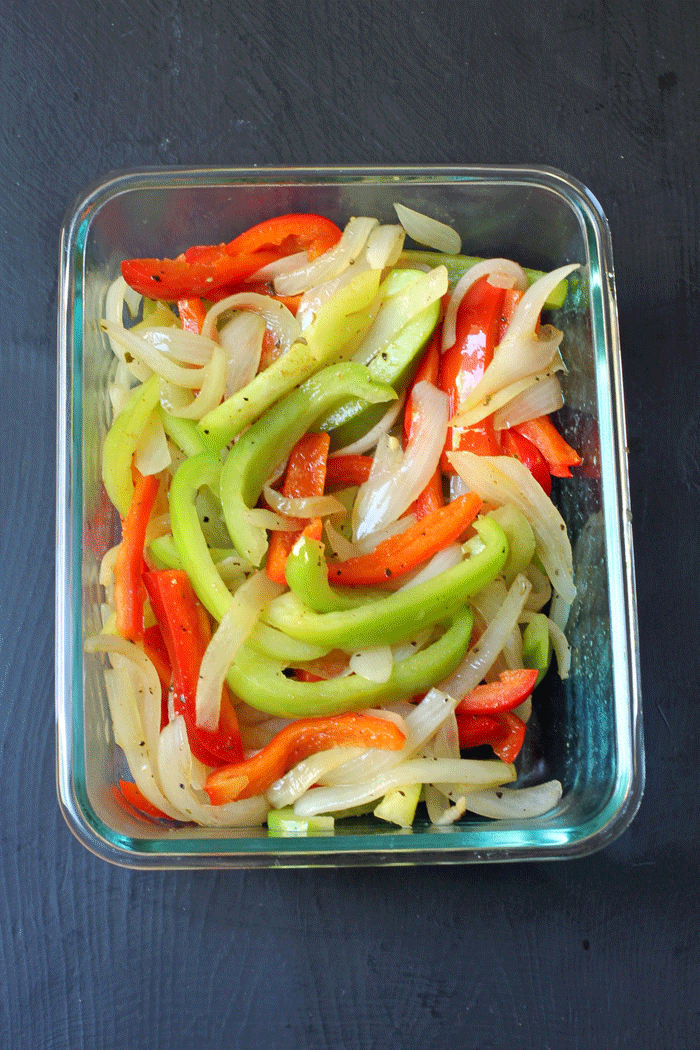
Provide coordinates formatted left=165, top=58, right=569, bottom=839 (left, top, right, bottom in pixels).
left=86, top=205, right=581, bottom=833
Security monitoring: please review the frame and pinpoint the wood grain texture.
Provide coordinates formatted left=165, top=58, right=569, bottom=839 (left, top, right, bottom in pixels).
left=1, top=0, right=700, bottom=1047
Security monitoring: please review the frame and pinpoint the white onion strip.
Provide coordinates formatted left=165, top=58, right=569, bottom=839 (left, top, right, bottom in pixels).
left=349, top=645, right=394, bottom=683
left=274, top=217, right=379, bottom=296
left=440, top=574, right=532, bottom=699
left=201, top=292, right=302, bottom=355
left=267, top=747, right=367, bottom=809
left=162, top=345, right=227, bottom=420
left=451, top=353, right=566, bottom=429
left=394, top=203, right=461, bottom=255
left=449, top=452, right=575, bottom=603
left=196, top=571, right=283, bottom=730
left=103, top=278, right=150, bottom=381
left=100, top=321, right=207, bottom=388
left=352, top=266, right=448, bottom=367
left=135, top=409, right=171, bottom=476
left=219, top=312, right=266, bottom=397
left=157, top=717, right=268, bottom=827
left=328, top=391, right=406, bottom=458
left=450, top=780, right=563, bottom=819
left=262, top=484, right=345, bottom=519
left=352, top=381, right=448, bottom=541
left=140, top=327, right=221, bottom=365
left=442, top=259, right=528, bottom=352
left=293, top=757, right=515, bottom=817
left=519, top=609, right=571, bottom=679
left=459, top=264, right=579, bottom=415
left=491, top=373, right=564, bottom=430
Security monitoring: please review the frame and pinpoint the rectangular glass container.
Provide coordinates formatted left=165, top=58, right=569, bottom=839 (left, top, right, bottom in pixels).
left=56, top=165, right=643, bottom=867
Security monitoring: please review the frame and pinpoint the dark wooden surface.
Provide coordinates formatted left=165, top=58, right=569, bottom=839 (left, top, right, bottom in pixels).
left=1, top=2, right=699, bottom=1047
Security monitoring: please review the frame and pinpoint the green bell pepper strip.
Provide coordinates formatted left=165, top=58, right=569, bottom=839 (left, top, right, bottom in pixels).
left=148, top=534, right=243, bottom=572
left=157, top=407, right=220, bottom=458
left=522, top=612, right=552, bottom=686
left=219, top=361, right=397, bottom=567
left=226, top=606, right=474, bottom=718
left=397, top=251, right=570, bottom=309
left=284, top=536, right=377, bottom=613
left=102, top=373, right=161, bottom=517
left=486, top=504, right=535, bottom=584
left=246, top=622, right=331, bottom=663
left=168, top=452, right=234, bottom=621
left=197, top=268, right=382, bottom=451
left=263, top=516, right=508, bottom=652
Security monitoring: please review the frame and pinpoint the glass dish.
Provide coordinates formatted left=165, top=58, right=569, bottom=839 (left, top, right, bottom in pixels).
left=56, top=165, right=643, bottom=868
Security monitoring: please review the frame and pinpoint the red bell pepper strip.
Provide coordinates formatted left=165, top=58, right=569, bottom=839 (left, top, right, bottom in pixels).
left=113, top=468, right=160, bottom=641
left=329, top=491, right=482, bottom=587
left=455, top=668, right=539, bottom=715
left=497, top=287, right=524, bottom=342
left=143, top=570, right=244, bottom=767
left=177, top=297, right=208, bottom=334
left=204, top=712, right=406, bottom=803
left=456, top=712, right=508, bottom=750
left=121, top=248, right=281, bottom=302
left=403, top=329, right=445, bottom=519
left=265, top=432, right=331, bottom=585
left=514, top=416, right=582, bottom=478
left=324, top=455, right=373, bottom=487
left=440, top=276, right=506, bottom=467
left=501, top=428, right=552, bottom=496
left=118, top=779, right=170, bottom=821
left=225, top=213, right=343, bottom=261
left=490, top=711, right=527, bottom=763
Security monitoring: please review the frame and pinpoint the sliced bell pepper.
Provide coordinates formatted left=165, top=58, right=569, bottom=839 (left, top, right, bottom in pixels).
left=226, top=606, right=474, bottom=718
left=456, top=713, right=508, bottom=750
left=225, top=213, right=343, bottom=261
left=266, top=432, right=330, bottom=585
left=204, top=712, right=405, bottom=803
left=121, top=248, right=281, bottom=302
left=501, top=427, right=552, bottom=495
left=113, top=468, right=160, bottom=641
left=324, top=454, right=373, bottom=488
left=177, top=297, right=208, bottom=334
left=118, top=779, right=170, bottom=821
left=455, top=668, right=539, bottom=715
left=440, top=276, right=505, bottom=467
left=497, top=287, right=524, bottom=342
left=403, top=329, right=444, bottom=518
left=328, top=492, right=482, bottom=587
left=513, top=416, right=582, bottom=478
left=143, top=570, right=244, bottom=767
left=490, top=711, right=527, bottom=763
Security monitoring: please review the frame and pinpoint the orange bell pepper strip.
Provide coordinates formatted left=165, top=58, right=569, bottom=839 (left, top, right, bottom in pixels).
left=501, top=428, right=552, bottom=496
left=403, top=329, right=445, bottom=519
left=513, top=416, right=582, bottom=478
left=113, top=468, right=161, bottom=641
left=440, top=276, right=506, bottom=468
left=143, top=570, right=244, bottom=767
left=324, top=454, right=373, bottom=488
left=455, top=668, right=539, bottom=715
left=226, top=213, right=343, bottom=261
left=177, top=297, right=208, bottom=334
left=329, top=491, right=482, bottom=587
left=204, top=712, right=406, bottom=803
left=117, top=780, right=170, bottom=821
left=265, top=432, right=331, bottom=585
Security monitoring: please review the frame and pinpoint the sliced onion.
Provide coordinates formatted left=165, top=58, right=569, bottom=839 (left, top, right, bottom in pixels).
left=349, top=645, right=394, bottom=682
left=134, top=409, right=171, bottom=476
left=394, top=203, right=461, bottom=254
left=247, top=250, right=309, bottom=282
left=352, top=381, right=448, bottom=541
left=453, top=355, right=566, bottom=428
left=262, top=484, right=345, bottom=519
left=352, top=512, right=416, bottom=557
left=452, top=780, right=563, bottom=819
left=293, top=757, right=514, bottom=817
left=320, top=688, right=459, bottom=787
left=523, top=562, right=552, bottom=612
left=324, top=521, right=356, bottom=560
left=274, top=216, right=379, bottom=296
left=141, top=327, right=220, bottom=365
left=218, top=311, right=266, bottom=397
left=449, top=451, right=575, bottom=603
left=352, top=266, right=448, bottom=367
left=161, top=345, right=227, bottom=420
left=296, top=260, right=372, bottom=330
left=440, top=574, right=532, bottom=699
left=196, top=572, right=284, bottom=730
left=267, top=747, right=366, bottom=809
left=492, top=374, right=564, bottom=430
left=366, top=224, right=406, bottom=269
left=201, top=292, right=302, bottom=355
left=442, top=259, right=528, bottom=352
left=101, top=320, right=207, bottom=388
left=519, top=609, right=571, bottom=679
left=243, top=507, right=303, bottom=532
left=103, top=278, right=150, bottom=381
left=397, top=543, right=464, bottom=591
left=328, top=391, right=406, bottom=457
left=460, top=264, right=579, bottom=413
left=157, top=717, right=268, bottom=827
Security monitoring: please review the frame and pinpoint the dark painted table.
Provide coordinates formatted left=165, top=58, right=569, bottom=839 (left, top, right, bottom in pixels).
left=2, top=2, right=698, bottom=1047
